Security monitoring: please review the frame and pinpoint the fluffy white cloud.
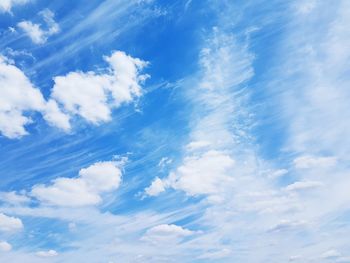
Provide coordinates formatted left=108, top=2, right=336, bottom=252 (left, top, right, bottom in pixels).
left=0, top=213, right=23, bottom=232
left=17, top=9, right=59, bottom=44
left=0, top=50, right=147, bottom=139
left=293, top=155, right=337, bottom=169
left=0, top=241, right=12, bottom=252
left=0, top=0, right=29, bottom=13
left=144, top=177, right=165, bottom=196
left=147, top=150, right=235, bottom=197
left=31, top=161, right=122, bottom=207
left=0, top=56, right=45, bottom=138
left=0, top=56, right=69, bottom=138
left=36, top=249, right=58, bottom=257
left=51, top=51, right=148, bottom=124
left=141, top=224, right=194, bottom=244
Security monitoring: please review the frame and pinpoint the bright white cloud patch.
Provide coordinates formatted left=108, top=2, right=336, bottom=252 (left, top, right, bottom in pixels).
left=0, top=0, right=29, bottom=13
left=0, top=241, right=12, bottom=252
left=0, top=51, right=147, bottom=139
left=141, top=224, right=194, bottom=244
left=0, top=213, right=23, bottom=232
left=18, top=9, right=59, bottom=44
left=147, top=150, right=235, bottom=196
left=0, top=56, right=45, bottom=138
left=31, top=161, right=122, bottom=207
left=51, top=51, right=148, bottom=124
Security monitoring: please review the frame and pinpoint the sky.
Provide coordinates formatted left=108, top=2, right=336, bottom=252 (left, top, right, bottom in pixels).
left=0, top=0, right=350, bottom=262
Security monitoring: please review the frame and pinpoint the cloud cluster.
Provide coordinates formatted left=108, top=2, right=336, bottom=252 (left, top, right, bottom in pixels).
left=17, top=9, right=59, bottom=44
left=51, top=51, right=148, bottom=124
left=0, top=51, right=148, bottom=139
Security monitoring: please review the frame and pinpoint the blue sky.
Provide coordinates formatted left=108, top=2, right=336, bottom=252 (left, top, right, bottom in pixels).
left=0, top=0, right=350, bottom=262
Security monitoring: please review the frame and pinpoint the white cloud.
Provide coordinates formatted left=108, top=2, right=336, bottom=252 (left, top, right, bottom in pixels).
left=0, top=56, right=68, bottom=138
left=0, top=0, right=29, bottom=13
left=0, top=191, right=30, bottom=205
left=141, top=224, right=194, bottom=244
left=36, top=249, right=58, bottom=257
left=17, top=9, right=59, bottom=44
left=51, top=51, right=148, bottom=124
left=285, top=181, right=323, bottom=192
left=0, top=50, right=147, bottom=139
left=145, top=177, right=166, bottom=197
left=147, top=150, right=235, bottom=197
left=0, top=213, right=23, bottom=232
left=31, top=161, right=122, bottom=207
left=42, top=99, right=71, bottom=131
left=0, top=241, right=12, bottom=252
left=293, top=155, right=337, bottom=169
left=0, top=56, right=45, bottom=138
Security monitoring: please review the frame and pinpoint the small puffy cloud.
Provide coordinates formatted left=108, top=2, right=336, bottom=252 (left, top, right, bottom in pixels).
left=145, top=150, right=235, bottom=196
left=51, top=51, right=148, bottom=124
left=31, top=161, right=122, bottom=207
left=141, top=224, right=194, bottom=244
left=0, top=241, right=12, bottom=252
left=36, top=249, right=58, bottom=257
left=145, top=177, right=166, bottom=196
left=17, top=9, right=59, bottom=44
left=0, top=0, right=29, bottom=13
left=0, top=213, right=23, bottom=232
left=293, top=155, right=337, bottom=169
left=285, top=181, right=323, bottom=192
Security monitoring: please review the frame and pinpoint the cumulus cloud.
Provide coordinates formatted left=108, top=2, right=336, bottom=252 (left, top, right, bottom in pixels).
left=0, top=56, right=69, bottom=138
left=51, top=51, right=148, bottom=124
left=31, top=161, right=123, bottom=207
left=0, top=241, right=12, bottom=252
left=0, top=56, right=45, bottom=138
left=36, top=249, right=58, bottom=257
left=17, top=9, right=59, bottom=44
left=0, top=50, right=148, bottom=139
left=141, top=224, right=194, bottom=244
left=147, top=150, right=235, bottom=197
left=0, top=0, right=29, bottom=13
left=0, top=213, right=23, bottom=232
